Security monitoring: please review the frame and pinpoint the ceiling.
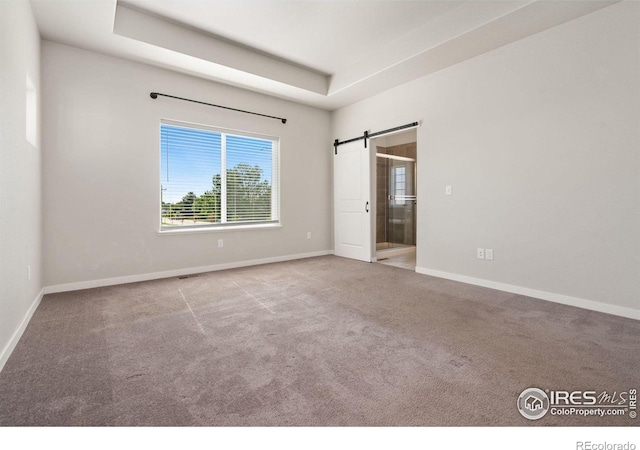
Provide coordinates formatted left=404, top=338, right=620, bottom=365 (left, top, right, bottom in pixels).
left=30, top=0, right=617, bottom=110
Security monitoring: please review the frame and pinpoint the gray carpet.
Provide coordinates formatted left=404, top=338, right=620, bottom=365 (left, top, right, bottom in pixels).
left=0, top=256, right=638, bottom=426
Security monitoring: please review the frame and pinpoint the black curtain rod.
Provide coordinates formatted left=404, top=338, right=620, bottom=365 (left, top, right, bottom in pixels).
left=150, top=92, right=287, bottom=124
left=333, top=121, right=419, bottom=154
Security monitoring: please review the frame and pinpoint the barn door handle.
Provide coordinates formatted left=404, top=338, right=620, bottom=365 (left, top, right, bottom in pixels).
left=365, top=201, right=369, bottom=213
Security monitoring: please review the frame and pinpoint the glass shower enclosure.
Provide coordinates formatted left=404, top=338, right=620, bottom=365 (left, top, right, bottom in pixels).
left=376, top=155, right=416, bottom=251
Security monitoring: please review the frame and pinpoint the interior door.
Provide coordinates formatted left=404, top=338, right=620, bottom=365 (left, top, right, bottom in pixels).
left=333, top=140, right=372, bottom=262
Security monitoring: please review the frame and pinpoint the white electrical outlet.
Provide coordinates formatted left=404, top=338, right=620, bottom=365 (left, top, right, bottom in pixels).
left=445, top=185, right=452, bottom=196
left=477, top=248, right=485, bottom=260
left=485, top=249, right=494, bottom=261
left=307, top=232, right=311, bottom=240
left=218, top=239, right=224, bottom=248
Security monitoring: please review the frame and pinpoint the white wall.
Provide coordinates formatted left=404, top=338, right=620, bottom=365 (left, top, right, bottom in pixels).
left=332, top=2, right=640, bottom=317
left=42, top=42, right=332, bottom=288
left=0, top=1, right=42, bottom=369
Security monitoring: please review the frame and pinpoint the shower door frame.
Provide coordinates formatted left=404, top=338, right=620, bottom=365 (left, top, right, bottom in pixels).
left=382, top=155, right=416, bottom=250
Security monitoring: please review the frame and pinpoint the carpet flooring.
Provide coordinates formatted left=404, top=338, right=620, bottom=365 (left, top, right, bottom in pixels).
left=0, top=256, right=638, bottom=426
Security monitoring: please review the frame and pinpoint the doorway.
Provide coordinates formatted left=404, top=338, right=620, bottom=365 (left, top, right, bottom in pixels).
left=373, top=131, right=417, bottom=270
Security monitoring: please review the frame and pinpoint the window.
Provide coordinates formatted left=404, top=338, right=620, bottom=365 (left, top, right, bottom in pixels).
left=160, top=121, right=279, bottom=231
left=26, top=75, right=37, bottom=147
left=393, top=166, right=406, bottom=205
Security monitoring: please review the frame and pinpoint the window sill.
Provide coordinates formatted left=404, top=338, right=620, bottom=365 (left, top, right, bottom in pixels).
left=157, top=223, right=282, bottom=236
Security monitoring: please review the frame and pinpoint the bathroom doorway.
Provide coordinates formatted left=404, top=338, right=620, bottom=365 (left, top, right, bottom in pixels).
left=373, top=130, right=416, bottom=270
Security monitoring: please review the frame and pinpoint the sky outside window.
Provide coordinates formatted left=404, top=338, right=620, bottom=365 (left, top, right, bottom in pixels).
left=160, top=124, right=274, bottom=205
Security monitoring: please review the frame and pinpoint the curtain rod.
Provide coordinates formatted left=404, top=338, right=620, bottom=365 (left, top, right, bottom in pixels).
left=150, top=92, right=287, bottom=124
left=333, top=121, right=419, bottom=154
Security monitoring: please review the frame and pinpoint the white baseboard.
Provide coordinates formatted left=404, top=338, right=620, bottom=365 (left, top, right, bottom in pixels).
left=415, top=266, right=640, bottom=321
left=44, top=250, right=333, bottom=294
left=0, top=288, right=44, bottom=373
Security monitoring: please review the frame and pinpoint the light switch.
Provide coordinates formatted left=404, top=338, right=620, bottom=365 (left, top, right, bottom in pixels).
left=445, top=185, right=452, bottom=196
left=486, top=249, right=494, bottom=261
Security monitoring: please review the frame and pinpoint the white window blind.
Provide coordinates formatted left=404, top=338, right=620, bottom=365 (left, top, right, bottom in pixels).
left=160, top=121, right=279, bottom=230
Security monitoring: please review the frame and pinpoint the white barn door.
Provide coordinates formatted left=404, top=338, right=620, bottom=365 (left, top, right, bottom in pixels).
left=333, top=140, right=372, bottom=262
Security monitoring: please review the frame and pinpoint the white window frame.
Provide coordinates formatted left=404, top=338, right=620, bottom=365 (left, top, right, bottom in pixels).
left=158, top=119, right=281, bottom=234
